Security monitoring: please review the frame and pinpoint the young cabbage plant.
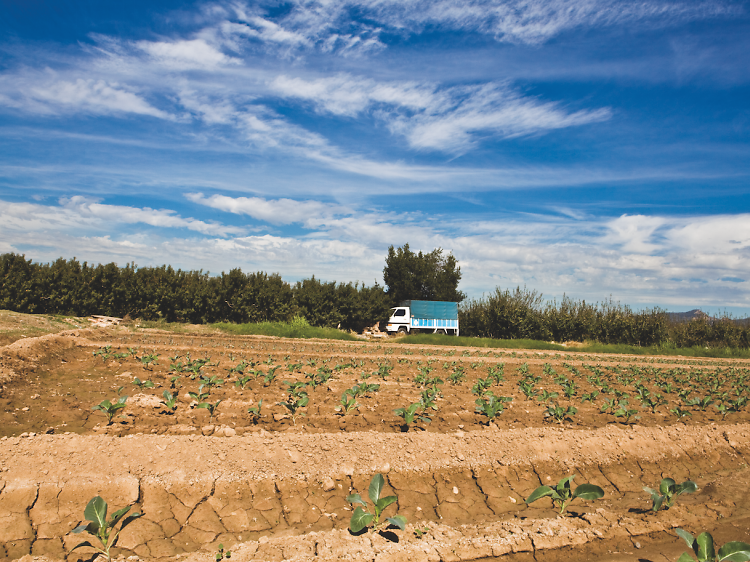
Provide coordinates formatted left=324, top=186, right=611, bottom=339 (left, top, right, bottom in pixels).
left=69, top=496, right=142, bottom=562
left=537, top=389, right=559, bottom=404
left=393, top=402, right=431, bottom=430
left=525, top=475, right=604, bottom=514
left=644, top=478, right=698, bottom=512
left=346, top=473, right=407, bottom=533
left=160, top=390, right=178, bottom=412
left=247, top=399, right=263, bottom=424
left=475, top=394, right=512, bottom=423
left=675, top=529, right=750, bottom=562
left=93, top=396, right=128, bottom=425
left=544, top=403, right=577, bottom=424
left=132, top=377, right=154, bottom=390
left=277, top=391, right=309, bottom=425
left=197, top=400, right=222, bottom=424
left=613, top=400, right=640, bottom=424
left=335, top=392, right=359, bottom=415
left=235, top=375, right=253, bottom=390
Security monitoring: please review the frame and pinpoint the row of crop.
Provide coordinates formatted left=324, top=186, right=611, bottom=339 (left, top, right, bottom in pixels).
left=85, top=347, right=750, bottom=431
left=68, top=470, right=749, bottom=562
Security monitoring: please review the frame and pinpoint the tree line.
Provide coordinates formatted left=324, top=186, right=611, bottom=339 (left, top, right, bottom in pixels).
left=460, top=286, right=750, bottom=349
left=2, top=250, right=748, bottom=348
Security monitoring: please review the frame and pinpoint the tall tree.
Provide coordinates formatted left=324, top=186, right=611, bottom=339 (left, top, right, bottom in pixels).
left=383, top=244, right=465, bottom=305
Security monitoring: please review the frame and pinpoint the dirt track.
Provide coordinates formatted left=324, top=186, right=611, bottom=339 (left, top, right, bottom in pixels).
left=1, top=325, right=750, bottom=562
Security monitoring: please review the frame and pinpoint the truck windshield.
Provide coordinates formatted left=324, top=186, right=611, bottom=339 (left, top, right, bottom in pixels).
left=392, top=309, right=406, bottom=317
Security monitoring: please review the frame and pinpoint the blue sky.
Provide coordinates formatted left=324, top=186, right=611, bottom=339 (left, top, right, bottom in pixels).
left=1, top=0, right=749, bottom=314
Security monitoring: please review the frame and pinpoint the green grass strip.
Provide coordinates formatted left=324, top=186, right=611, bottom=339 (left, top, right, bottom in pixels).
left=212, top=321, right=359, bottom=341
left=396, top=333, right=750, bottom=358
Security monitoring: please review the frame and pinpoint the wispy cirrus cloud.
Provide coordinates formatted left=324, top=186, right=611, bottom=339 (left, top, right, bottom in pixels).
left=0, top=196, right=244, bottom=238
left=240, top=0, right=739, bottom=52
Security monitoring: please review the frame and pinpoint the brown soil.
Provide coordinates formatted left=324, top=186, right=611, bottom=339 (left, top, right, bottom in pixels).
left=1, top=316, right=750, bottom=562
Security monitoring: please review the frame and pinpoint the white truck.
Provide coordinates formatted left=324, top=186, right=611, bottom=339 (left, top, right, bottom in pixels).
left=386, top=300, right=459, bottom=336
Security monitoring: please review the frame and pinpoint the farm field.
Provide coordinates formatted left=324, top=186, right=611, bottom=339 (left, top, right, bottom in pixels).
left=1, top=322, right=750, bottom=562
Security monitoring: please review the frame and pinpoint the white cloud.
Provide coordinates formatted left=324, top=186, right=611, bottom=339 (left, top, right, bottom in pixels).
left=3, top=194, right=750, bottom=307
left=136, top=38, right=241, bottom=69
left=7, top=76, right=173, bottom=119
left=186, top=192, right=351, bottom=225
left=0, top=197, right=244, bottom=238
left=259, top=0, right=737, bottom=50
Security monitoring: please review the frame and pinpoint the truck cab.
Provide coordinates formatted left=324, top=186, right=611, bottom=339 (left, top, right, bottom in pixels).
left=386, top=307, right=410, bottom=334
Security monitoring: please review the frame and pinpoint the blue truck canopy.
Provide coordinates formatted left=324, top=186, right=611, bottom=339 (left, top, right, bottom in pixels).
left=400, top=300, right=458, bottom=320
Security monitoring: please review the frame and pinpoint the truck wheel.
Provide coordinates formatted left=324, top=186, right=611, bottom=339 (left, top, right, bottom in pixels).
left=437, top=329, right=447, bottom=335
left=398, top=327, right=407, bottom=334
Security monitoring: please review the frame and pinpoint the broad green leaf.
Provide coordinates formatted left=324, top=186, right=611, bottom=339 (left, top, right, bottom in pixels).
left=386, top=515, right=407, bottom=530
left=677, top=554, right=696, bottom=562
left=119, top=512, right=142, bottom=532
left=369, top=474, right=385, bottom=504
left=346, top=494, right=367, bottom=507
left=660, top=478, right=677, bottom=495
left=84, top=496, right=107, bottom=531
left=643, top=486, right=658, bottom=497
left=696, top=532, right=716, bottom=561
left=375, top=495, right=397, bottom=512
left=349, top=507, right=374, bottom=533
left=677, top=481, right=698, bottom=496
left=573, top=484, right=604, bottom=501
left=108, top=505, right=131, bottom=528
left=677, top=529, right=696, bottom=550
left=71, top=523, right=89, bottom=534
left=718, top=542, right=750, bottom=561
left=525, top=485, right=553, bottom=505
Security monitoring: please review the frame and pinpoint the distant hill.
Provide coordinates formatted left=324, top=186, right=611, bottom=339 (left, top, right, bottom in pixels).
left=667, top=309, right=750, bottom=326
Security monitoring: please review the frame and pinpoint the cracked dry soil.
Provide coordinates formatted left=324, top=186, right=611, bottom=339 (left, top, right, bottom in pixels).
left=1, top=325, right=750, bottom=562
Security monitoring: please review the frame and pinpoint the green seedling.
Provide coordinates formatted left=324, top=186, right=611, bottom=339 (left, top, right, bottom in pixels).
left=676, top=529, right=750, bottom=562
left=160, top=390, right=178, bottom=412
left=419, top=388, right=439, bottom=411
left=393, top=402, right=431, bottom=430
left=560, top=380, right=578, bottom=399
left=519, top=380, right=538, bottom=400
left=525, top=475, right=604, bottom=514
left=600, top=397, right=618, bottom=414
left=670, top=406, right=693, bottom=420
left=215, top=543, right=231, bottom=561
left=644, top=478, right=698, bottom=512
left=92, top=396, right=128, bottom=425
left=640, top=393, right=667, bottom=413
left=286, top=362, right=304, bottom=372
left=228, top=360, right=252, bottom=375
left=537, top=389, right=559, bottom=403
left=235, top=375, right=253, bottom=389
left=581, top=391, right=600, bottom=403
left=488, top=364, right=505, bottom=383
left=413, top=525, right=430, bottom=539
left=127, top=347, right=139, bottom=358
left=377, top=364, right=393, bottom=379
left=264, top=369, right=278, bottom=386
left=696, top=396, right=716, bottom=411
left=613, top=401, right=640, bottom=424
left=70, top=496, right=142, bottom=562
left=169, top=375, right=181, bottom=389
left=448, top=370, right=466, bottom=385
left=199, top=375, right=223, bottom=394
left=247, top=399, right=263, bottom=423
left=351, top=382, right=380, bottom=397
left=346, top=473, right=407, bottom=533
left=132, top=377, right=154, bottom=390
left=139, top=353, right=158, bottom=370
left=189, top=388, right=210, bottom=403
left=545, top=402, right=577, bottom=424
left=335, top=392, right=359, bottom=415
left=93, top=346, right=113, bottom=362
left=475, top=394, right=512, bottom=422
left=277, top=392, right=309, bottom=425
left=196, top=400, right=222, bottom=424
left=472, top=377, right=493, bottom=397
